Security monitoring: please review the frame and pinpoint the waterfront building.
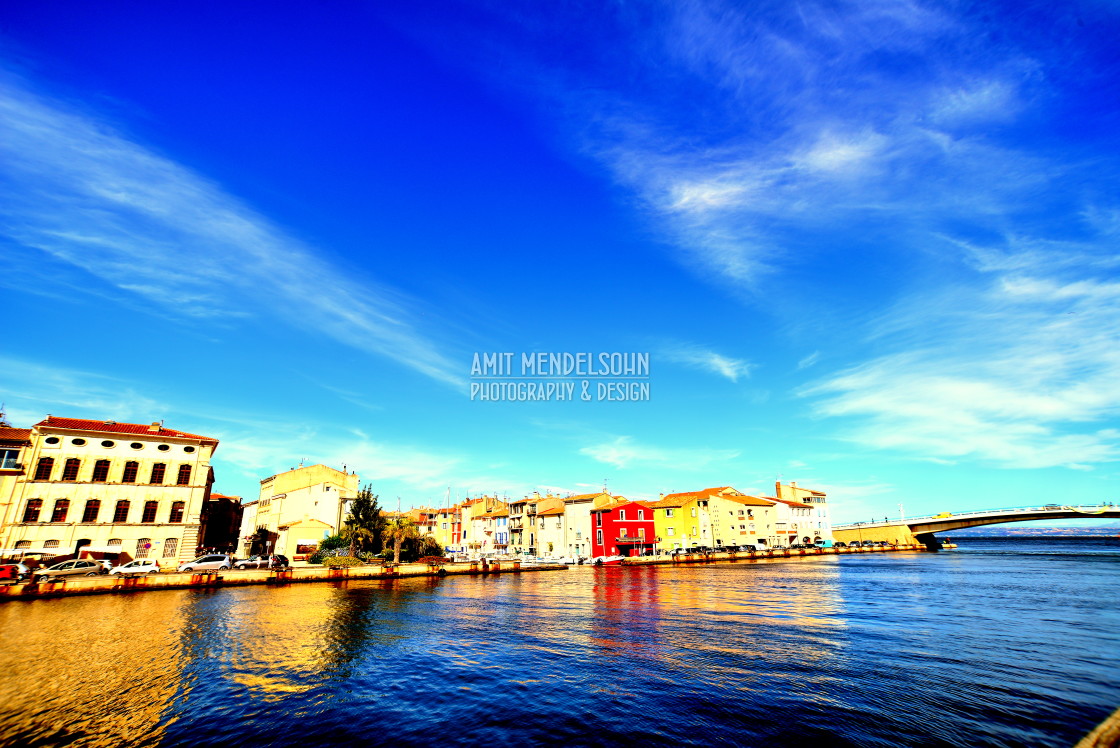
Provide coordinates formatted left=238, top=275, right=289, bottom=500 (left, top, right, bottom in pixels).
left=649, top=492, right=712, bottom=551
left=428, top=505, right=461, bottom=554
left=535, top=498, right=567, bottom=558
left=199, top=493, right=244, bottom=553
left=460, top=496, right=508, bottom=556
left=774, top=481, right=832, bottom=544
left=0, top=415, right=218, bottom=565
left=589, top=495, right=657, bottom=557
left=558, top=492, right=609, bottom=559
left=250, top=464, right=360, bottom=560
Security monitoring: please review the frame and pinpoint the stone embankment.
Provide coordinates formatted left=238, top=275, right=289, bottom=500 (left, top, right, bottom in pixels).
left=0, top=544, right=953, bottom=601
left=0, top=558, right=563, bottom=601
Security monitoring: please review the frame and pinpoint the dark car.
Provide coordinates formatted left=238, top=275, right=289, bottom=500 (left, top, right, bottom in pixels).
left=35, top=559, right=107, bottom=582
left=833, top=541, right=847, bottom=548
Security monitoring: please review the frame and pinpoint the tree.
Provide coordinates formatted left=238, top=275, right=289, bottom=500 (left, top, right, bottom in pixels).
left=382, top=516, right=419, bottom=565
left=341, top=485, right=385, bottom=558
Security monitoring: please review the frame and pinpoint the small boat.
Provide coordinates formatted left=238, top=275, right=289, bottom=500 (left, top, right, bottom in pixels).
left=591, top=555, right=625, bottom=566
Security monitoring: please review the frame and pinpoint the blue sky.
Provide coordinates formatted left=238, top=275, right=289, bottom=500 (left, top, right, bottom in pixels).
left=2, top=0, right=1118, bottom=523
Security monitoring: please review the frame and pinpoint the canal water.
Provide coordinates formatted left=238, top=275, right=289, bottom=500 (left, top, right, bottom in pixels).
left=1, top=537, right=1117, bottom=747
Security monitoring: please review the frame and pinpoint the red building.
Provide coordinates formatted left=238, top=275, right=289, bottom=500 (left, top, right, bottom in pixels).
left=590, top=497, right=657, bottom=557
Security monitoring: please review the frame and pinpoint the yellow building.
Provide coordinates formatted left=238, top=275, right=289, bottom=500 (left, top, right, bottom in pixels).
left=0, top=415, right=219, bottom=565
left=245, top=464, right=359, bottom=559
left=649, top=493, right=710, bottom=550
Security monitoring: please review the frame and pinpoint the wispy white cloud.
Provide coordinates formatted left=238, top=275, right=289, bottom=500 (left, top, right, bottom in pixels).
left=660, top=341, right=753, bottom=382
left=579, top=435, right=740, bottom=469
left=0, top=72, right=464, bottom=387
left=797, top=352, right=820, bottom=370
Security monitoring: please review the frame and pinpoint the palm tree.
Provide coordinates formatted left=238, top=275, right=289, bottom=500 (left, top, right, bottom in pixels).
left=382, top=516, right=419, bottom=565
left=341, top=485, right=384, bottom=558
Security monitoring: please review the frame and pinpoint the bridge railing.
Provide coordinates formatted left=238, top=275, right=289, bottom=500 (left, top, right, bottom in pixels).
left=834, top=503, right=1118, bottom=529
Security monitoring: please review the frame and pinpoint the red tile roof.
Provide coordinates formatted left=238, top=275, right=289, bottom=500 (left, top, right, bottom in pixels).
left=36, top=416, right=218, bottom=445
left=0, top=427, right=31, bottom=443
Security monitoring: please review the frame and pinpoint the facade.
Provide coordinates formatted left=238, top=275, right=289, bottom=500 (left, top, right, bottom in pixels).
left=774, top=481, right=832, bottom=544
left=589, top=496, right=657, bottom=557
left=710, top=493, right=779, bottom=548
left=650, top=493, right=712, bottom=550
left=199, top=493, right=244, bottom=553
left=250, top=464, right=360, bottom=559
left=460, top=496, right=508, bottom=556
left=0, top=416, right=218, bottom=565
left=427, top=505, right=461, bottom=554
left=534, top=498, right=566, bottom=558
left=560, top=492, right=607, bottom=559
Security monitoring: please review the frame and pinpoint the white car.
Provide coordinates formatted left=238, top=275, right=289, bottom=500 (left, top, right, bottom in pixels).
left=110, top=559, right=162, bottom=575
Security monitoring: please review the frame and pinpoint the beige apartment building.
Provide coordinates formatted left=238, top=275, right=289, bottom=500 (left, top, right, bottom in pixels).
left=241, top=464, right=359, bottom=559
left=772, top=481, right=832, bottom=545
left=0, top=416, right=219, bottom=564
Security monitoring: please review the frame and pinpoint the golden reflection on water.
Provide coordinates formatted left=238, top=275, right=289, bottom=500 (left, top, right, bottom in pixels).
left=0, top=592, right=191, bottom=747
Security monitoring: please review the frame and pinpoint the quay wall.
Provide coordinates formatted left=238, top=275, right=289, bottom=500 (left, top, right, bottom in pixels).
left=0, top=560, right=565, bottom=601
left=832, top=526, right=922, bottom=545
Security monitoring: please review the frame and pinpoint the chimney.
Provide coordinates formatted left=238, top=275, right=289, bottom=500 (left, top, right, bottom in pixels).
left=148, top=422, right=161, bottom=433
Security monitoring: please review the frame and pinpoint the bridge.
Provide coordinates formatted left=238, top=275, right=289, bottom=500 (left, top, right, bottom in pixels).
left=832, top=504, right=1120, bottom=550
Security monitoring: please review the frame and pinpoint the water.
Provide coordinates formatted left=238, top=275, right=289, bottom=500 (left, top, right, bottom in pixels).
left=1, top=537, right=1117, bottom=747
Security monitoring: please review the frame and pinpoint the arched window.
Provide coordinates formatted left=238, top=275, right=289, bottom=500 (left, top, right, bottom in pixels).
left=34, top=457, right=54, bottom=481
left=22, top=499, right=42, bottom=522
left=61, top=458, right=81, bottom=481
left=169, top=502, right=185, bottom=523
left=141, top=501, right=158, bottom=523
left=176, top=464, right=192, bottom=485
left=112, top=500, right=130, bottom=523
left=135, top=538, right=151, bottom=559
left=50, top=499, right=70, bottom=523
left=150, top=463, right=166, bottom=484
left=82, top=499, right=101, bottom=523
left=121, top=461, right=139, bottom=483
left=91, top=460, right=110, bottom=482
left=14, top=540, right=30, bottom=549
left=163, top=538, right=179, bottom=558
left=107, top=538, right=122, bottom=548
left=43, top=539, right=59, bottom=548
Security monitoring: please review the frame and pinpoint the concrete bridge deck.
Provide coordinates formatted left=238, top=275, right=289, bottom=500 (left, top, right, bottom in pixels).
left=834, top=504, right=1120, bottom=549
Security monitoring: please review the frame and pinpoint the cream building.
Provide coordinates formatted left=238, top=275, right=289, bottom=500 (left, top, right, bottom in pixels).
left=246, top=464, right=360, bottom=559
left=772, top=481, right=832, bottom=545
left=560, top=492, right=608, bottom=559
left=535, top=498, right=567, bottom=558
left=0, top=416, right=219, bottom=565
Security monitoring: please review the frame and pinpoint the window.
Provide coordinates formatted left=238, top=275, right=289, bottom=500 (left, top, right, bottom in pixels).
left=619, top=510, right=626, bottom=520
left=44, top=436, right=60, bottom=445
left=163, top=538, right=178, bottom=558
left=50, top=499, right=70, bottom=522
left=101, top=440, right=115, bottom=448
left=666, top=508, right=675, bottom=518
left=135, top=538, right=150, bottom=559
left=62, top=458, right=81, bottom=481
left=595, top=529, right=603, bottom=545
left=141, top=501, right=158, bottom=523
left=71, top=438, right=86, bottom=446
left=157, top=444, right=170, bottom=452
left=176, top=464, right=191, bottom=485
left=0, top=449, right=18, bottom=470
left=113, top=500, right=130, bottom=523
left=43, top=539, right=59, bottom=548
left=82, top=500, right=101, bottom=523
left=34, top=457, right=54, bottom=481
left=22, top=499, right=42, bottom=522
left=595, top=513, right=602, bottom=527
left=691, top=508, right=697, bottom=517
left=169, top=502, right=185, bottom=523
left=638, top=510, right=645, bottom=520
left=184, top=446, right=195, bottom=453
left=91, top=460, right=110, bottom=482
left=639, top=528, right=646, bottom=540
left=121, top=461, right=139, bottom=483
left=130, top=442, right=143, bottom=450
left=14, top=540, right=30, bottom=549
left=149, top=463, right=166, bottom=484
left=667, top=527, right=675, bottom=536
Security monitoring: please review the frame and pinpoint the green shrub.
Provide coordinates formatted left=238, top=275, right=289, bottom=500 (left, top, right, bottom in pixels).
left=323, top=555, right=363, bottom=568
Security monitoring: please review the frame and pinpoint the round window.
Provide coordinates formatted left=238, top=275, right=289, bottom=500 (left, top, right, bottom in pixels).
left=157, top=444, right=170, bottom=451
left=130, top=442, right=143, bottom=450
left=72, top=438, right=86, bottom=446
left=184, top=446, right=196, bottom=453
left=101, top=440, right=115, bottom=448
left=44, top=436, right=60, bottom=445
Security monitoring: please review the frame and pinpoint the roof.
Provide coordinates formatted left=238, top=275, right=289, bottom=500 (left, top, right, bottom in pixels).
left=489, top=508, right=509, bottom=517
left=0, top=427, right=31, bottom=444
left=563, top=492, right=609, bottom=503
left=537, top=498, right=566, bottom=516
left=721, top=494, right=778, bottom=507
left=762, top=495, right=812, bottom=508
left=592, top=498, right=652, bottom=513
left=648, top=495, right=697, bottom=509
left=36, top=416, right=218, bottom=445
left=209, top=493, right=241, bottom=502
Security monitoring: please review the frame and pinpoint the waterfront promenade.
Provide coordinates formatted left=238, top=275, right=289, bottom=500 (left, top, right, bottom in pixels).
left=0, top=542, right=944, bottom=601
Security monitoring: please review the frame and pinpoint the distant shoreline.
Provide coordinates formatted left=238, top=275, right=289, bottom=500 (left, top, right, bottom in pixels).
left=951, top=529, right=1119, bottom=537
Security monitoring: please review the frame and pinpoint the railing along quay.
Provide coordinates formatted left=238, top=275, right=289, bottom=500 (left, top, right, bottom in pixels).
left=0, top=559, right=567, bottom=601
left=621, top=543, right=942, bottom=566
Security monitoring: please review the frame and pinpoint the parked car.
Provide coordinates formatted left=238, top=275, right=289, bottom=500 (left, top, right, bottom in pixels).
left=833, top=541, right=847, bottom=548
left=35, top=559, right=107, bottom=582
left=177, top=554, right=233, bottom=572
left=93, top=559, right=114, bottom=573
left=110, top=559, right=161, bottom=575
left=234, top=554, right=289, bottom=570
left=0, top=563, right=31, bottom=583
